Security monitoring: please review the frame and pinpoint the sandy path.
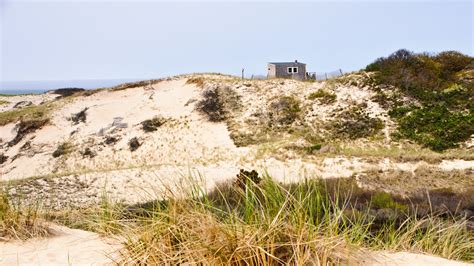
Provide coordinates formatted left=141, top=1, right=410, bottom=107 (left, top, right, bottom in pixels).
left=0, top=225, right=120, bottom=265
left=369, top=251, right=473, bottom=266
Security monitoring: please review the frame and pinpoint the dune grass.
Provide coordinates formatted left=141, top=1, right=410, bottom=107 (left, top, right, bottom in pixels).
left=3, top=174, right=473, bottom=263
left=0, top=102, right=54, bottom=126
left=0, top=192, right=51, bottom=240
left=44, top=174, right=473, bottom=264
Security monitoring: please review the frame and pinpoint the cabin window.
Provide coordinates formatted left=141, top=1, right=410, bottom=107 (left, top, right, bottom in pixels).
left=287, top=67, right=298, bottom=74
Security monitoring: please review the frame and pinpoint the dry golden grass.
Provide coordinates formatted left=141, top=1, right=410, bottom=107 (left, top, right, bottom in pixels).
left=0, top=102, right=54, bottom=126
left=0, top=192, right=51, bottom=241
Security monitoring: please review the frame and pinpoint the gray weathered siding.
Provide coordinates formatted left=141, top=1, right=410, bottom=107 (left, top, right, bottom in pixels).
left=267, top=64, right=277, bottom=78
left=267, top=62, right=306, bottom=80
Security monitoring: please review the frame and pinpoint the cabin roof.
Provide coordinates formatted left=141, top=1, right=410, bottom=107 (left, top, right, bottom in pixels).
left=268, top=61, right=306, bottom=65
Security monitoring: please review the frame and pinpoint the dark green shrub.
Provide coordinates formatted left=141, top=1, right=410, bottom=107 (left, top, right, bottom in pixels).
left=304, top=144, right=322, bottom=154
left=196, top=86, right=241, bottom=122
left=8, top=119, right=49, bottom=147
left=70, top=107, right=88, bottom=125
left=50, top=88, right=85, bottom=97
left=371, top=192, right=407, bottom=211
left=397, top=105, right=473, bottom=151
left=0, top=154, right=7, bottom=165
left=366, top=49, right=473, bottom=150
left=269, top=96, right=301, bottom=126
left=388, top=105, right=416, bottom=119
left=52, top=142, right=73, bottom=158
left=329, top=106, right=384, bottom=139
left=141, top=116, right=167, bottom=132
left=128, top=137, right=141, bottom=152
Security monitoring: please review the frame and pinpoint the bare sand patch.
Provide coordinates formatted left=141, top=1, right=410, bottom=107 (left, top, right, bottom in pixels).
left=0, top=225, right=120, bottom=265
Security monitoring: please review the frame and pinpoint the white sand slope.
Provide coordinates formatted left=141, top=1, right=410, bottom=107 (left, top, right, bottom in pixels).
left=1, top=74, right=473, bottom=265
left=0, top=225, right=120, bottom=265
left=369, top=251, right=473, bottom=266
left=1, top=75, right=472, bottom=208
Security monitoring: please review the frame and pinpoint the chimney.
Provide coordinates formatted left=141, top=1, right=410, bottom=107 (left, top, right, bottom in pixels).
left=295, top=60, right=298, bottom=63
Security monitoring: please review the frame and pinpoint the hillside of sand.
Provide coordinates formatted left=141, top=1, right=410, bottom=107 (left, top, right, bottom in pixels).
left=0, top=73, right=472, bottom=208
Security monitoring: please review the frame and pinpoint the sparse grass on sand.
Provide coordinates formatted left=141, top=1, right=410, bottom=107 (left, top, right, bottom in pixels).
left=41, top=175, right=474, bottom=264
left=0, top=192, right=51, bottom=240
left=0, top=102, right=55, bottom=126
left=0, top=100, right=9, bottom=106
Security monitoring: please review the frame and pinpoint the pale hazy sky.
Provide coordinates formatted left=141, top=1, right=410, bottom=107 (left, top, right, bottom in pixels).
left=1, top=0, right=473, bottom=83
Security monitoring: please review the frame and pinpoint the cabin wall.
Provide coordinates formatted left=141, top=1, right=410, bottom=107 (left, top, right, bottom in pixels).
left=267, top=64, right=277, bottom=78
left=272, top=63, right=306, bottom=80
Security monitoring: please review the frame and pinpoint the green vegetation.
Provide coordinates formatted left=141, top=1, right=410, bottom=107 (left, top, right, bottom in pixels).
left=395, top=105, right=473, bottom=151
left=2, top=173, right=473, bottom=262
left=269, top=96, right=301, bottom=127
left=304, top=143, right=322, bottom=154
left=141, top=116, right=167, bottom=132
left=371, top=192, right=407, bottom=211
left=0, top=102, right=53, bottom=126
left=196, top=86, right=241, bottom=122
left=308, top=89, right=337, bottom=104
left=128, top=137, right=141, bottom=151
left=59, top=176, right=473, bottom=264
left=366, top=49, right=473, bottom=150
left=0, top=191, right=50, bottom=240
left=328, top=105, right=383, bottom=139
left=52, top=142, right=74, bottom=158
left=8, top=119, right=50, bottom=147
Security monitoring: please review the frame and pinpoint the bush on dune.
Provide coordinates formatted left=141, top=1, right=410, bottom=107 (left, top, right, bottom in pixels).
left=366, top=49, right=473, bottom=150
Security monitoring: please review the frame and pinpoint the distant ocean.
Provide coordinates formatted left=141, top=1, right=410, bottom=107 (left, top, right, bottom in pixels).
left=0, top=79, right=144, bottom=95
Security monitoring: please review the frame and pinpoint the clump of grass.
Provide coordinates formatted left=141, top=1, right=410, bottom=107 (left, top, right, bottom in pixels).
left=0, top=100, right=9, bottom=106
left=0, top=192, right=51, bottom=240
left=49, top=88, right=85, bottom=97
left=70, top=107, right=88, bottom=125
left=269, top=96, right=301, bottom=127
left=371, top=192, right=407, bottom=212
left=304, top=143, right=322, bottom=154
left=0, top=102, right=53, bottom=126
left=108, top=79, right=162, bottom=91
left=186, top=77, right=205, bottom=88
left=104, top=135, right=120, bottom=145
left=8, top=118, right=50, bottom=147
left=0, top=154, right=8, bottom=165
left=141, top=116, right=167, bottom=132
left=328, top=105, right=383, bottom=139
left=52, top=141, right=74, bottom=158
left=196, top=86, right=241, bottom=122
left=308, top=89, right=337, bottom=104
left=128, top=137, right=141, bottom=151
left=96, top=176, right=473, bottom=264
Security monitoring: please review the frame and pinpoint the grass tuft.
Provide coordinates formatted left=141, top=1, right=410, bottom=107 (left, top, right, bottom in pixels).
left=0, top=191, right=51, bottom=241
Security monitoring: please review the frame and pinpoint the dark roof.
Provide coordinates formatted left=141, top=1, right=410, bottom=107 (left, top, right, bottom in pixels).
left=268, top=61, right=306, bottom=65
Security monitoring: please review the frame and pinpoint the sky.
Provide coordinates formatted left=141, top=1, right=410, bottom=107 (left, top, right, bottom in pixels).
left=0, top=0, right=473, bottom=85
